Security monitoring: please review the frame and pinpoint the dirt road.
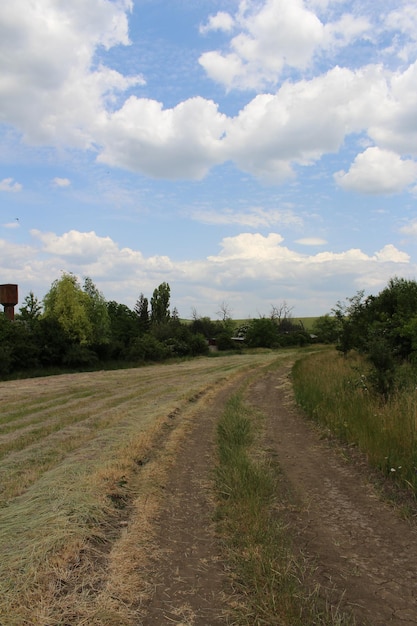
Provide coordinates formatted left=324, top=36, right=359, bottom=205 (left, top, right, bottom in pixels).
left=139, top=360, right=417, bottom=625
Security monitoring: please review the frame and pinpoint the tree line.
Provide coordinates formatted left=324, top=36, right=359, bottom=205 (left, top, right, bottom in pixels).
left=312, top=276, right=417, bottom=399
left=0, top=273, right=313, bottom=377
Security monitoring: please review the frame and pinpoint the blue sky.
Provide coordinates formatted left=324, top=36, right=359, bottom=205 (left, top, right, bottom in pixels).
left=1, top=0, right=417, bottom=319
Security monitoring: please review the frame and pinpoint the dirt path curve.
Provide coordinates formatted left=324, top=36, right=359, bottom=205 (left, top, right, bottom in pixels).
left=139, top=359, right=417, bottom=626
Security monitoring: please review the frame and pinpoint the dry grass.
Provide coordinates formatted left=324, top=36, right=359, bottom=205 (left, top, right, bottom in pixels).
left=0, top=353, right=277, bottom=625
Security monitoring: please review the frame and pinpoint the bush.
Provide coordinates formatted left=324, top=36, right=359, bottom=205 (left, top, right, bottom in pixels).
left=62, top=345, right=99, bottom=367
left=127, top=333, right=170, bottom=361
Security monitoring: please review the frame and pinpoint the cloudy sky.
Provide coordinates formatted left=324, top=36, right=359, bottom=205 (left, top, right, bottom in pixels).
left=1, top=0, right=417, bottom=319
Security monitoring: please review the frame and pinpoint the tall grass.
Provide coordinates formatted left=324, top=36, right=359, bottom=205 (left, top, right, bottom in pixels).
left=292, top=350, right=417, bottom=493
left=215, top=393, right=355, bottom=625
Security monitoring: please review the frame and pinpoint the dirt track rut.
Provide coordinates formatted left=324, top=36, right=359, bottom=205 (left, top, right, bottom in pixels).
left=251, top=365, right=417, bottom=626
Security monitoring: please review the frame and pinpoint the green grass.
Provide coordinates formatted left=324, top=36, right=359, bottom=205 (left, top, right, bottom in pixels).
left=292, top=349, right=417, bottom=495
left=215, top=391, right=355, bottom=625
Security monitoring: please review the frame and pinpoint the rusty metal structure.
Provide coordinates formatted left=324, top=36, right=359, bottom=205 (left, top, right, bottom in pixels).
left=0, top=284, right=18, bottom=321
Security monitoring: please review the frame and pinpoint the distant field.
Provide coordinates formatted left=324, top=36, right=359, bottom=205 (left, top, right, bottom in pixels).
left=233, top=317, right=319, bottom=331
left=0, top=352, right=277, bottom=625
left=295, top=317, right=319, bottom=331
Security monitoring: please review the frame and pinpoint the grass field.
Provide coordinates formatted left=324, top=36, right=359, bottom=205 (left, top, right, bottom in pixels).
left=0, top=352, right=281, bottom=625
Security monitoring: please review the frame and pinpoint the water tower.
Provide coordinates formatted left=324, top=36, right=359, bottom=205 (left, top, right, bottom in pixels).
left=0, top=284, right=18, bottom=321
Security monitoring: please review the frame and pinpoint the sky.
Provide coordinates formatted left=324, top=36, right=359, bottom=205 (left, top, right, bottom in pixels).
left=1, top=0, right=417, bottom=320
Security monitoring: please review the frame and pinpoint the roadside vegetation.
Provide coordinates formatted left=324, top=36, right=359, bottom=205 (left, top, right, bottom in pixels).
left=293, top=349, right=417, bottom=496
left=295, top=277, right=417, bottom=498
left=215, top=388, right=355, bottom=625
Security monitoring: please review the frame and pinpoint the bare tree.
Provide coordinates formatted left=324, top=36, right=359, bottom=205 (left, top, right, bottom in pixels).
left=217, top=300, right=232, bottom=322
left=270, top=301, right=293, bottom=323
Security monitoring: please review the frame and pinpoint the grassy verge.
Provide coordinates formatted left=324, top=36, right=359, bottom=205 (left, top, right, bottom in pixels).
left=292, top=350, right=417, bottom=497
left=215, top=392, right=355, bottom=625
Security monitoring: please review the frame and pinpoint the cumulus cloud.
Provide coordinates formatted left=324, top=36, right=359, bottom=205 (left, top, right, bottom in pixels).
left=1, top=229, right=414, bottom=317
left=97, top=96, right=228, bottom=179
left=0, top=0, right=143, bottom=148
left=368, top=61, right=417, bottom=155
left=335, top=147, right=417, bottom=194
left=0, top=178, right=22, bottom=192
left=31, top=229, right=119, bottom=262
left=1, top=0, right=417, bottom=193
left=198, top=0, right=370, bottom=90
left=222, top=65, right=388, bottom=182
left=199, top=11, right=235, bottom=34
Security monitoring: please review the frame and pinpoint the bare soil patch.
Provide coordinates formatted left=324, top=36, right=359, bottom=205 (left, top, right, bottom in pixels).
left=139, top=360, right=417, bottom=626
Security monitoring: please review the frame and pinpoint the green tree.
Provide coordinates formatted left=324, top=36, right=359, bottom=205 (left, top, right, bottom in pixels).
left=43, top=273, right=92, bottom=345
left=246, top=317, right=279, bottom=348
left=83, top=277, right=110, bottom=346
left=134, top=293, right=150, bottom=334
left=107, top=300, right=139, bottom=356
left=312, top=314, right=341, bottom=344
left=19, top=291, right=42, bottom=323
left=151, top=282, right=171, bottom=325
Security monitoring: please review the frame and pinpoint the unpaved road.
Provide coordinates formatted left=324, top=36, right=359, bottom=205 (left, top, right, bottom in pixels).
left=139, top=360, right=417, bottom=625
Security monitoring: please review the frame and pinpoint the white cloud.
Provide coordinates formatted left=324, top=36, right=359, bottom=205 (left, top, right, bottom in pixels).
left=385, top=4, right=417, bottom=61
left=368, top=61, right=417, bottom=155
left=199, top=0, right=324, bottom=90
left=2, top=220, right=20, bottom=229
left=190, top=206, right=302, bottom=228
left=0, top=178, right=22, bottom=192
left=97, top=96, right=227, bottom=179
left=52, top=177, right=71, bottom=187
left=222, top=65, right=387, bottom=182
left=31, top=229, right=120, bottom=263
left=1, top=0, right=417, bottom=193
left=399, top=219, right=417, bottom=238
left=1, top=229, right=414, bottom=317
left=199, top=0, right=371, bottom=90
left=199, top=11, right=235, bottom=34
left=296, top=237, right=327, bottom=245
left=0, top=0, right=143, bottom=148
left=335, top=147, right=417, bottom=194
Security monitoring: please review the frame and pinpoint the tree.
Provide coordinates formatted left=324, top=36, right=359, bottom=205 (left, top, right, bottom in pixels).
left=107, top=301, right=138, bottom=351
left=134, top=293, right=150, bottom=334
left=331, top=278, right=417, bottom=398
left=246, top=317, right=279, bottom=348
left=312, top=314, right=341, bottom=344
left=43, top=273, right=92, bottom=345
left=151, top=282, right=171, bottom=325
left=19, top=291, right=42, bottom=323
left=83, top=277, right=110, bottom=346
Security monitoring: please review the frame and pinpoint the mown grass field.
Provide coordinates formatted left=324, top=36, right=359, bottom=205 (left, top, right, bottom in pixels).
left=0, top=353, right=278, bottom=626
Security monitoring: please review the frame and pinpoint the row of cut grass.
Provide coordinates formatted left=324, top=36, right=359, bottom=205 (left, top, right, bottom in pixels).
left=292, top=349, right=417, bottom=494
left=0, top=352, right=278, bottom=625
left=215, top=391, right=355, bottom=625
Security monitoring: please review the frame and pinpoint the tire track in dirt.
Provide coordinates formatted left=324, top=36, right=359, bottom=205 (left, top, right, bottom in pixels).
left=138, top=377, right=245, bottom=625
left=250, top=365, right=417, bottom=626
